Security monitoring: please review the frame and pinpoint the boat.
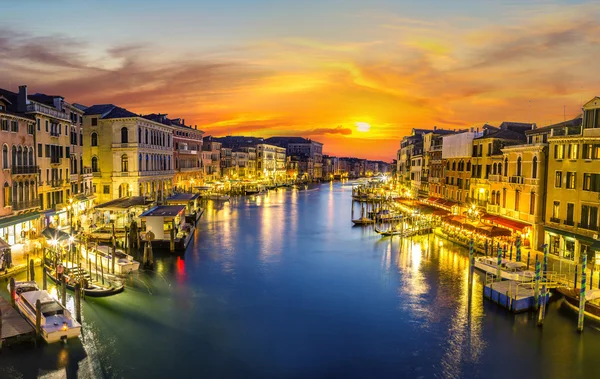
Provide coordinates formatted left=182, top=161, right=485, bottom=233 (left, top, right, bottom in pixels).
left=7, top=280, right=40, bottom=298
left=204, top=194, right=230, bottom=201
left=557, top=287, right=600, bottom=322
left=84, top=245, right=140, bottom=275
left=352, top=217, right=375, bottom=225
left=474, top=257, right=535, bottom=281
left=16, top=289, right=81, bottom=343
left=46, top=265, right=125, bottom=297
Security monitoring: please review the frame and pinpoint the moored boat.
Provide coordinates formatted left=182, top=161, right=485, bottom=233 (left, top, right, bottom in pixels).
left=557, top=287, right=600, bottom=322
left=17, top=289, right=81, bottom=343
left=352, top=217, right=375, bottom=225
left=84, top=245, right=140, bottom=275
left=46, top=266, right=125, bottom=297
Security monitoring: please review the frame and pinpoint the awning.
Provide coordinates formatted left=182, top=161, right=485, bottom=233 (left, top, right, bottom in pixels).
left=485, top=215, right=529, bottom=231
left=546, top=226, right=597, bottom=245
left=0, top=211, right=40, bottom=229
left=0, top=237, right=10, bottom=250
left=41, top=227, right=70, bottom=242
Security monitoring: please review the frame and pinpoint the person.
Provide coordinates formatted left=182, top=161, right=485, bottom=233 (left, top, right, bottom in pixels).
left=56, top=263, right=64, bottom=281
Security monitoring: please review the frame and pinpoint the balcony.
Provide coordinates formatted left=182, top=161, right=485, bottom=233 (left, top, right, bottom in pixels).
left=11, top=165, right=39, bottom=175
left=11, top=199, right=41, bottom=211
left=26, top=103, right=70, bottom=121
left=486, top=204, right=500, bottom=214
left=430, top=145, right=442, bottom=151
left=178, top=148, right=198, bottom=155
left=50, top=158, right=61, bottom=165
left=179, top=167, right=201, bottom=172
left=577, top=223, right=598, bottom=231
left=47, top=179, right=64, bottom=188
left=70, top=173, right=80, bottom=182
left=523, top=178, right=540, bottom=186
left=50, top=130, right=60, bottom=137
left=564, top=220, right=575, bottom=226
left=549, top=217, right=561, bottom=223
left=510, top=175, right=524, bottom=184
left=92, top=171, right=102, bottom=177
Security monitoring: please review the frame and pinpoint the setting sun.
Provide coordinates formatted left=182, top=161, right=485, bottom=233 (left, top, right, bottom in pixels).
left=356, top=122, right=371, bottom=133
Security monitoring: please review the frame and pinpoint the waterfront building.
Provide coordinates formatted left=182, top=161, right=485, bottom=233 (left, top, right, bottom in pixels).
left=239, top=146, right=257, bottom=178
left=485, top=127, right=549, bottom=249
left=231, top=150, right=250, bottom=178
left=543, top=98, right=600, bottom=264
left=470, top=123, right=533, bottom=207
left=255, top=143, right=287, bottom=181
left=410, top=145, right=424, bottom=197
left=265, top=137, right=323, bottom=180
left=427, top=134, right=444, bottom=199
left=202, top=136, right=222, bottom=181
left=144, top=115, right=203, bottom=192
left=323, top=155, right=339, bottom=179
left=441, top=130, right=482, bottom=209
left=80, top=104, right=175, bottom=204
left=0, top=88, right=40, bottom=245
left=220, top=147, right=235, bottom=179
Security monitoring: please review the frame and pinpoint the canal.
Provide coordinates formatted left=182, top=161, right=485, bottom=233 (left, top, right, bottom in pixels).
left=1, top=182, right=599, bottom=378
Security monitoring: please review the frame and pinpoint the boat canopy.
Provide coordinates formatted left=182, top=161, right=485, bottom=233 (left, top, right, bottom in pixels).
left=587, top=289, right=600, bottom=301
left=42, top=227, right=70, bottom=242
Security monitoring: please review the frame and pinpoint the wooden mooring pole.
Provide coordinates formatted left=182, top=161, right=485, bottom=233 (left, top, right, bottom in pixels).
left=43, top=264, right=47, bottom=290
left=61, top=276, right=67, bottom=307
left=29, top=259, right=35, bottom=282
left=578, top=254, right=587, bottom=332
left=35, top=299, right=42, bottom=342
left=75, top=283, right=82, bottom=324
left=9, top=278, right=16, bottom=309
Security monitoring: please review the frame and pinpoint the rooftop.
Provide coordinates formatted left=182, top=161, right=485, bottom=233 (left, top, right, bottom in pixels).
left=140, top=205, right=186, bottom=217
left=95, top=196, right=152, bottom=210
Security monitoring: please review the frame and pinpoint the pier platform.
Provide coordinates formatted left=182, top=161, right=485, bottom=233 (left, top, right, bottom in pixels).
left=484, top=280, right=549, bottom=313
left=1, top=296, right=34, bottom=346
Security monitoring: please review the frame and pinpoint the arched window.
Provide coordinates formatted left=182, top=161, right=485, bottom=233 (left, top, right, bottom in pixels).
left=145, top=154, right=149, bottom=171
left=28, top=147, right=33, bottom=167
left=496, top=191, right=500, bottom=206
left=491, top=191, right=496, bottom=205
left=3, top=182, right=10, bottom=207
left=516, top=156, right=522, bottom=177
left=530, top=192, right=536, bottom=215
left=532, top=156, right=538, bottom=179
left=121, top=154, right=129, bottom=172
left=493, top=163, right=497, bottom=175
left=138, top=127, right=142, bottom=143
left=91, top=156, right=99, bottom=172
left=91, top=132, right=98, bottom=146
left=139, top=154, right=142, bottom=171
left=2, top=145, right=7, bottom=169
left=466, top=161, right=471, bottom=172
left=452, top=161, right=456, bottom=171
left=121, top=127, right=128, bottom=143
left=16, top=146, right=22, bottom=166
left=503, top=158, right=508, bottom=176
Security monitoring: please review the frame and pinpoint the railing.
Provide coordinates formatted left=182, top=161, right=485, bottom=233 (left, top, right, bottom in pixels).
left=564, top=220, right=575, bottom=226
left=47, top=180, right=64, bottom=187
left=11, top=165, right=39, bottom=175
left=488, top=174, right=501, bottom=182
left=510, top=175, right=524, bottom=184
left=70, top=173, right=80, bottom=182
left=50, top=158, right=61, bottom=164
left=486, top=204, right=500, bottom=214
left=430, top=145, right=442, bottom=151
left=26, top=103, right=70, bottom=121
left=549, top=217, right=561, bottom=223
left=177, top=148, right=198, bottom=154
left=577, top=223, right=598, bottom=231
left=50, top=130, right=60, bottom=137
left=11, top=199, right=41, bottom=211
left=523, top=178, right=540, bottom=186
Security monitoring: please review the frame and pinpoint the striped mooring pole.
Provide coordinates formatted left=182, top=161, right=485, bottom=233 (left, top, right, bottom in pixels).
left=578, top=254, right=587, bottom=332
left=543, top=244, right=548, bottom=279
left=496, top=246, right=503, bottom=281
left=534, top=258, right=541, bottom=310
left=516, top=236, right=521, bottom=262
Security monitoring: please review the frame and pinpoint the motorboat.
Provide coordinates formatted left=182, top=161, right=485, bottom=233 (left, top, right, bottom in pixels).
left=16, top=289, right=81, bottom=343
left=352, top=217, right=375, bottom=225
left=474, top=256, right=535, bottom=281
left=7, top=280, right=39, bottom=299
left=84, top=245, right=140, bottom=275
left=204, top=194, right=230, bottom=201
left=557, top=287, right=600, bottom=322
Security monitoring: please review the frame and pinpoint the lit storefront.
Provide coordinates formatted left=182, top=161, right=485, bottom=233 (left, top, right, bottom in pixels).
left=0, top=212, right=41, bottom=245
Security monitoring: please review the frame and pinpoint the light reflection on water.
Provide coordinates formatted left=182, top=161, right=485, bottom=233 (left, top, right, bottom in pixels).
left=1, top=182, right=600, bottom=378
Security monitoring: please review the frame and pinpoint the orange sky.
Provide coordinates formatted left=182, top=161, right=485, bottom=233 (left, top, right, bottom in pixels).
left=2, top=1, right=599, bottom=161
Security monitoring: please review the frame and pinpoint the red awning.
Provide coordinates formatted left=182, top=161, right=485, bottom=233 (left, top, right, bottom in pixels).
left=486, top=215, right=529, bottom=231
left=481, top=214, right=498, bottom=222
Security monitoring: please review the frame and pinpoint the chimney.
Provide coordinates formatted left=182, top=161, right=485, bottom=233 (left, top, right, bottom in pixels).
left=53, top=97, right=63, bottom=111
left=182, top=119, right=185, bottom=125
left=17, top=85, right=28, bottom=112
left=433, top=125, right=437, bottom=131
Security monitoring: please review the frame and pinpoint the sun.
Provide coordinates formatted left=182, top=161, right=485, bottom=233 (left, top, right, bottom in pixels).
left=355, top=122, right=371, bottom=132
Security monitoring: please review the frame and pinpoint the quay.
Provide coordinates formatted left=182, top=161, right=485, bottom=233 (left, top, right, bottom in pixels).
left=0, top=296, right=34, bottom=347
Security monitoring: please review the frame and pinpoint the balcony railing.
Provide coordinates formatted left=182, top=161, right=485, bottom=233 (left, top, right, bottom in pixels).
left=70, top=173, right=80, bottom=182
left=50, top=130, right=60, bottom=137
left=11, top=199, right=41, bottom=211
left=549, top=217, right=561, bottom=223
left=92, top=171, right=102, bottom=177
left=523, top=178, right=540, bottom=186
left=11, top=165, right=39, bottom=175
left=510, top=175, right=524, bottom=184
left=26, top=103, right=70, bottom=121
left=564, top=220, right=575, bottom=226
left=46, top=180, right=64, bottom=187
left=178, top=148, right=198, bottom=154
left=577, top=223, right=598, bottom=231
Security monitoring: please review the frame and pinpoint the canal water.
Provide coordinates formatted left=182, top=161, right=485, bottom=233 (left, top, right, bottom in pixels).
left=1, top=182, right=599, bottom=378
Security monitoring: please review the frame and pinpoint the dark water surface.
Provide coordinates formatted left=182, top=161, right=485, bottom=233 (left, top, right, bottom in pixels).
left=1, top=182, right=600, bottom=378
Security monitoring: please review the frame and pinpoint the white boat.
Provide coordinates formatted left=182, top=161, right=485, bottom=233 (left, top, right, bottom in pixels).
left=7, top=280, right=39, bottom=298
left=83, top=245, right=140, bottom=275
left=205, top=194, right=230, bottom=201
left=17, top=290, right=81, bottom=343
left=474, top=256, right=535, bottom=282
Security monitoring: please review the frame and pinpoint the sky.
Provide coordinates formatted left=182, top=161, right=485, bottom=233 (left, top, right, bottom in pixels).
left=1, top=0, right=599, bottom=161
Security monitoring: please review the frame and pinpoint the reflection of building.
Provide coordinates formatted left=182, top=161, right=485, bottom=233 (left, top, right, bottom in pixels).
left=144, top=115, right=203, bottom=192
left=0, top=87, right=40, bottom=245
left=79, top=104, right=175, bottom=204
left=544, top=98, right=600, bottom=264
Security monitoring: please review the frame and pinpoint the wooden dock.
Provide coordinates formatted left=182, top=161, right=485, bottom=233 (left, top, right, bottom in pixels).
left=1, top=296, right=34, bottom=346
left=484, top=280, right=549, bottom=313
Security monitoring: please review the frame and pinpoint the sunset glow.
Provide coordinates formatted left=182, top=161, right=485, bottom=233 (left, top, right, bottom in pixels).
left=2, top=0, right=599, bottom=160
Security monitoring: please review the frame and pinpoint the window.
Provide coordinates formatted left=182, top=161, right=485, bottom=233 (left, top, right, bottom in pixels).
left=121, top=154, right=128, bottom=172
left=515, top=190, right=520, bottom=211
left=552, top=201, right=560, bottom=219
left=555, top=171, right=562, bottom=188
left=502, top=188, right=507, bottom=208
left=91, top=132, right=98, bottom=146
left=554, top=144, right=565, bottom=159
left=583, top=173, right=600, bottom=192
left=495, top=191, right=500, bottom=206
left=121, top=127, right=128, bottom=143
left=516, top=157, right=522, bottom=176
left=145, top=129, right=148, bottom=144
left=566, top=172, right=576, bottom=189
left=138, top=127, right=142, bottom=142
left=103, top=185, right=110, bottom=194
left=452, top=161, right=456, bottom=171
left=567, top=144, right=579, bottom=160
left=45, top=120, right=48, bottom=132
left=2, top=145, right=7, bottom=169
left=580, top=205, right=598, bottom=230
left=91, top=156, right=99, bottom=172
left=487, top=143, right=491, bottom=156
left=91, top=118, right=98, bottom=126
left=583, top=144, right=593, bottom=159
left=532, top=156, right=538, bottom=179
left=3, top=182, right=10, bottom=207
left=504, top=158, right=508, bottom=176
left=566, top=203, right=574, bottom=225
left=0, top=119, right=8, bottom=131
left=584, top=109, right=596, bottom=129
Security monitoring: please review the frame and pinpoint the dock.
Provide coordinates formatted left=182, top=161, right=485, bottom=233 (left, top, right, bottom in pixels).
left=1, top=296, right=34, bottom=346
left=483, top=280, right=549, bottom=313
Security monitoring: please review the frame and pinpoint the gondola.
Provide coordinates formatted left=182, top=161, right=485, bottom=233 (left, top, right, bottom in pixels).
left=46, top=266, right=124, bottom=297
left=351, top=217, right=375, bottom=225
left=557, top=287, right=600, bottom=322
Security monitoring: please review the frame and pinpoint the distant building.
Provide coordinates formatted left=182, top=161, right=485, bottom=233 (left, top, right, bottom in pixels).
left=265, top=137, right=323, bottom=180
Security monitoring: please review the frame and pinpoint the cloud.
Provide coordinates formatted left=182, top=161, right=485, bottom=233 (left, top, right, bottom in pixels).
left=308, top=126, right=353, bottom=135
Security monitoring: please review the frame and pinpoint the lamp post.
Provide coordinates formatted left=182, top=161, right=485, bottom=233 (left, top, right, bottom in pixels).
left=50, top=238, right=58, bottom=269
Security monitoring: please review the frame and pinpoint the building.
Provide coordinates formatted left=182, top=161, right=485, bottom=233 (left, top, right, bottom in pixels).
left=441, top=130, right=482, bottom=207
left=427, top=134, right=444, bottom=199
left=202, top=136, right=222, bottom=181
left=543, top=98, right=600, bottom=264
left=0, top=87, right=40, bottom=245
left=255, top=143, right=286, bottom=181
left=265, top=137, right=323, bottom=180
left=144, top=115, right=203, bottom=192
left=80, top=104, right=175, bottom=204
